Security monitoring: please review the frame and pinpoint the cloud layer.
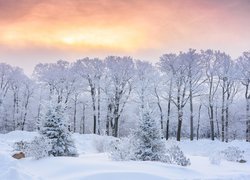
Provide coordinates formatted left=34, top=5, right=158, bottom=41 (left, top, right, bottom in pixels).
left=0, top=0, right=250, bottom=74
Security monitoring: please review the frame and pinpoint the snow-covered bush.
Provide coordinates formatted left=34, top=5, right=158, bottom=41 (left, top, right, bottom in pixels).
left=13, top=136, right=52, bottom=159
left=220, top=146, right=245, bottom=162
left=167, top=145, right=191, bottom=166
left=209, top=146, right=246, bottom=165
left=110, top=136, right=136, bottom=161
left=209, top=152, right=222, bottom=165
left=40, top=100, right=78, bottom=157
left=94, top=136, right=119, bottom=153
left=111, top=108, right=191, bottom=166
left=13, top=141, right=29, bottom=152
left=25, top=136, right=52, bottom=159
left=111, top=109, right=169, bottom=163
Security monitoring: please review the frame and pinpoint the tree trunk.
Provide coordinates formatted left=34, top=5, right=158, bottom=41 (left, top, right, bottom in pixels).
left=166, top=79, right=172, bottom=140
left=221, top=80, right=226, bottom=142
left=189, top=82, right=194, bottom=141
left=154, top=87, right=163, bottom=131
left=225, top=106, right=229, bottom=142
left=244, top=82, right=250, bottom=142
left=13, top=93, right=17, bottom=130
left=246, top=98, right=250, bottom=142
left=177, top=109, right=183, bottom=141
left=80, top=103, right=85, bottom=134
left=225, top=90, right=230, bottom=143
left=36, top=91, right=42, bottom=131
left=176, top=86, right=182, bottom=141
left=73, top=95, right=77, bottom=133
left=91, top=86, right=97, bottom=134
left=97, top=85, right=101, bottom=135
left=208, top=105, right=215, bottom=141
left=208, top=80, right=215, bottom=141
left=196, top=104, right=202, bottom=140
left=37, top=103, right=41, bottom=131
left=106, top=103, right=112, bottom=136
left=215, top=105, right=220, bottom=140
left=21, top=94, right=30, bottom=131
left=112, top=105, right=119, bottom=137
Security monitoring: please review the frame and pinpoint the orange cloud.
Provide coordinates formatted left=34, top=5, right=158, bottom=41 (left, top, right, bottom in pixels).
left=0, top=0, right=250, bottom=75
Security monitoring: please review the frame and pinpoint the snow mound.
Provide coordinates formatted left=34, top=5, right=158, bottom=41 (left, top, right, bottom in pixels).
left=0, top=167, right=33, bottom=180
left=83, top=171, right=167, bottom=180
left=0, top=153, right=35, bottom=180
left=0, top=131, right=250, bottom=180
left=0, top=131, right=37, bottom=143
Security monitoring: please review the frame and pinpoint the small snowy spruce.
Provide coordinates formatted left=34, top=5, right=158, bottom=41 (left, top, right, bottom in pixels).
left=111, top=108, right=168, bottom=162
left=133, top=110, right=167, bottom=161
left=40, top=100, right=78, bottom=157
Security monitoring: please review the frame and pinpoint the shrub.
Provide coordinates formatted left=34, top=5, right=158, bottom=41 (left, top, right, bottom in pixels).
left=13, top=141, right=29, bottom=152
left=110, top=137, right=136, bottom=161
left=209, top=152, right=222, bottom=165
left=13, top=136, right=52, bottom=159
left=167, top=145, right=191, bottom=166
left=221, top=146, right=245, bottom=162
left=110, top=109, right=190, bottom=166
left=25, top=136, right=52, bottom=159
left=94, top=136, right=118, bottom=153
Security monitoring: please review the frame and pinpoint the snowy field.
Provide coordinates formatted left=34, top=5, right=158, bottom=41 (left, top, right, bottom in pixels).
left=1, top=131, right=250, bottom=180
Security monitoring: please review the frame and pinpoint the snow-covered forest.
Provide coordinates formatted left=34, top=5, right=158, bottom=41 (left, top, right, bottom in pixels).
left=0, top=49, right=250, bottom=142
left=1, top=49, right=250, bottom=179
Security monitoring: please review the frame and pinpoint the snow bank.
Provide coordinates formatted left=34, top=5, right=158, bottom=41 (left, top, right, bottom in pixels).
left=0, top=131, right=250, bottom=180
left=0, top=153, right=36, bottom=180
left=0, top=131, right=37, bottom=142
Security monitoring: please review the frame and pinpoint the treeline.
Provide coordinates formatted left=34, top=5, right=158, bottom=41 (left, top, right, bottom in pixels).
left=0, top=49, right=249, bottom=142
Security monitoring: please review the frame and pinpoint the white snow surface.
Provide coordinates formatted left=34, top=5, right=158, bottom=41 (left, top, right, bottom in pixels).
left=0, top=131, right=250, bottom=180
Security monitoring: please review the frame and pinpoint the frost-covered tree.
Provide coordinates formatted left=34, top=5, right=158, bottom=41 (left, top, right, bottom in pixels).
left=157, top=54, right=176, bottom=140
left=33, top=60, right=77, bottom=105
left=201, top=50, right=220, bottom=140
left=73, top=58, right=104, bottom=134
left=133, top=108, right=167, bottom=161
left=216, top=53, right=238, bottom=142
left=180, top=49, right=203, bottom=141
left=0, top=64, right=35, bottom=132
left=237, top=52, right=250, bottom=142
left=40, top=99, right=77, bottom=156
left=159, top=53, right=190, bottom=141
left=104, top=56, right=135, bottom=137
left=134, top=61, right=155, bottom=109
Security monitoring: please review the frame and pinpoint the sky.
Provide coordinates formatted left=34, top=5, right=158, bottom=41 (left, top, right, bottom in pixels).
left=0, top=0, right=250, bottom=75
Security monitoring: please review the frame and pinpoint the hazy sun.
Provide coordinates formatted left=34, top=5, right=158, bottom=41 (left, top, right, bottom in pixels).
left=1, top=24, right=145, bottom=51
left=59, top=27, right=144, bottom=50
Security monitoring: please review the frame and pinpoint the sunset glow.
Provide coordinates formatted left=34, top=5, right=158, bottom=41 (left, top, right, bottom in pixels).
left=1, top=25, right=145, bottom=50
left=0, top=0, right=250, bottom=74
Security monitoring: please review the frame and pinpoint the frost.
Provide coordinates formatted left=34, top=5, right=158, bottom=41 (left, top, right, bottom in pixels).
left=221, top=146, right=245, bottom=162
left=167, top=145, right=191, bottom=166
